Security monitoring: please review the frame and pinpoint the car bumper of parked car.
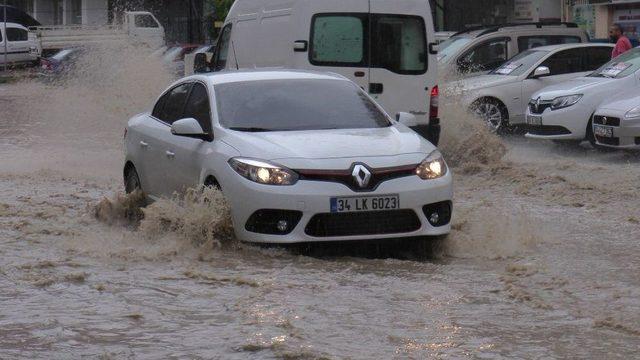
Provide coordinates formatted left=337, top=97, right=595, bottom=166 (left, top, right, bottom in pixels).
left=224, top=173, right=453, bottom=244
left=524, top=104, right=592, bottom=140
left=593, top=112, right=640, bottom=149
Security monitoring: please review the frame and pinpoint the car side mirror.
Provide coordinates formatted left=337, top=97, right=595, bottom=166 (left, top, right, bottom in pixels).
left=171, top=118, right=209, bottom=140
left=396, top=112, right=418, bottom=127
left=193, top=53, right=208, bottom=73
left=532, top=66, right=550, bottom=78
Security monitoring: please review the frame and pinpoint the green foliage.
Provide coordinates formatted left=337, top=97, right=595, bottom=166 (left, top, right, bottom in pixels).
left=214, top=0, right=234, bottom=21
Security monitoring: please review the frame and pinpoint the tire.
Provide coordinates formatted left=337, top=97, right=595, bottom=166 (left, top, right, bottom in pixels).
left=470, top=99, right=510, bottom=134
left=124, top=166, right=142, bottom=194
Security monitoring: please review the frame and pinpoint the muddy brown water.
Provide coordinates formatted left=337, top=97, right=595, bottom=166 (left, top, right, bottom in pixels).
left=1, top=47, right=640, bottom=358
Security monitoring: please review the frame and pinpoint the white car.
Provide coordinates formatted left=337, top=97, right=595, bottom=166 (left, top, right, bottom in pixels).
left=525, top=48, right=640, bottom=146
left=0, top=22, right=40, bottom=66
left=592, top=91, right=640, bottom=150
left=447, top=43, right=613, bottom=132
left=123, top=70, right=453, bottom=244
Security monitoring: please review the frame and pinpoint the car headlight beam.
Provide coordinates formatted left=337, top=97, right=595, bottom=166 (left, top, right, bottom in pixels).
left=416, top=150, right=448, bottom=180
left=551, top=94, right=582, bottom=110
left=229, top=158, right=298, bottom=186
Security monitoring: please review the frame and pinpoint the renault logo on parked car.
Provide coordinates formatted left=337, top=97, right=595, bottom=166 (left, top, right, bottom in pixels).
left=352, top=164, right=372, bottom=188
left=602, top=116, right=608, bottom=125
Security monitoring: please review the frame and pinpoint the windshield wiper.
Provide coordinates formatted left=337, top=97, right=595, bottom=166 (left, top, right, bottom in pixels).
left=228, top=127, right=274, bottom=132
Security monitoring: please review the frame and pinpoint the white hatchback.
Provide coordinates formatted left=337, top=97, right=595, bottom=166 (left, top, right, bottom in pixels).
left=525, top=48, right=640, bottom=146
left=124, top=70, right=453, bottom=244
left=592, top=91, right=640, bottom=150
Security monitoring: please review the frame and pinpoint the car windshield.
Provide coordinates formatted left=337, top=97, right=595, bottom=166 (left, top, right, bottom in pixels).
left=438, top=36, right=472, bottom=61
left=215, top=79, right=391, bottom=132
left=51, top=49, right=76, bottom=61
left=589, top=48, right=640, bottom=79
left=490, top=49, right=549, bottom=76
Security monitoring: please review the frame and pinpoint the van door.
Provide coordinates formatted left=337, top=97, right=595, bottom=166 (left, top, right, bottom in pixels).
left=307, top=1, right=370, bottom=90
left=368, top=1, right=436, bottom=126
left=5, top=26, right=31, bottom=63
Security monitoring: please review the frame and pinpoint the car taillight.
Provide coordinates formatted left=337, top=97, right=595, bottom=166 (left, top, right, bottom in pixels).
left=430, top=85, right=439, bottom=119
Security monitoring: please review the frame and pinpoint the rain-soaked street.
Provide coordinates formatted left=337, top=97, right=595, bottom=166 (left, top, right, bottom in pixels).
left=1, top=47, right=639, bottom=358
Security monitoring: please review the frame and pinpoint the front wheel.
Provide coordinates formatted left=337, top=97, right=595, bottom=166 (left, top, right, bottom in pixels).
left=124, top=166, right=142, bottom=194
left=470, top=99, right=510, bottom=134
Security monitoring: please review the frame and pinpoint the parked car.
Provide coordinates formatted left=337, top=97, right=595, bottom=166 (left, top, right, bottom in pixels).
left=591, top=92, right=640, bottom=150
left=438, top=22, right=589, bottom=79
left=200, top=0, right=441, bottom=145
left=525, top=48, right=640, bottom=147
left=163, top=44, right=200, bottom=75
left=447, top=43, right=613, bottom=132
left=39, top=47, right=84, bottom=74
left=184, top=44, right=217, bottom=76
left=435, top=31, right=456, bottom=44
left=123, top=70, right=453, bottom=244
left=0, top=22, right=40, bottom=66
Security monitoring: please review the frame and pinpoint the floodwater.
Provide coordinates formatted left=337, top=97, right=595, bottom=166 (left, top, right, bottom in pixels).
left=1, top=46, right=639, bottom=358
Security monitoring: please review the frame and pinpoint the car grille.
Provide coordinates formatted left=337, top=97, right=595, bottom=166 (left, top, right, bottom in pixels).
left=528, top=101, right=553, bottom=115
left=526, top=125, right=571, bottom=136
left=596, top=136, right=620, bottom=146
left=304, top=210, right=421, bottom=237
left=297, top=164, right=417, bottom=192
left=593, top=115, right=620, bottom=127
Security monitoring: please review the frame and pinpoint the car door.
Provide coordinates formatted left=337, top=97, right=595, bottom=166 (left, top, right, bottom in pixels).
left=521, top=48, right=589, bottom=112
left=147, top=82, right=193, bottom=197
left=367, top=10, right=432, bottom=123
left=165, top=82, right=213, bottom=193
left=6, top=27, right=30, bottom=63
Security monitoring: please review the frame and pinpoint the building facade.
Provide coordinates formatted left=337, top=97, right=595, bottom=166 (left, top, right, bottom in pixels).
left=6, top=0, right=107, bottom=26
left=565, top=0, right=640, bottom=43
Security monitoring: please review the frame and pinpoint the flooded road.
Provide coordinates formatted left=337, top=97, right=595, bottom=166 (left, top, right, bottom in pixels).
left=1, top=50, right=639, bottom=358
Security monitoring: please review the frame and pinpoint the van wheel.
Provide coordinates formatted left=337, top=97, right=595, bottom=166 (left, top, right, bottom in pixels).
left=470, top=99, right=510, bottom=134
left=124, top=166, right=142, bottom=194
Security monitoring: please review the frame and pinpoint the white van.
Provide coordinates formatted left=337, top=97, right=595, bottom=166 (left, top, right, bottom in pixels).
left=0, top=23, right=40, bottom=66
left=204, top=0, right=441, bottom=145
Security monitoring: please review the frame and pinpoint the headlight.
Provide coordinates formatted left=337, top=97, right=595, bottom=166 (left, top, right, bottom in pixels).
left=416, top=150, right=448, bottom=180
left=625, top=105, right=640, bottom=119
left=551, top=94, right=582, bottom=110
left=229, top=158, right=298, bottom=185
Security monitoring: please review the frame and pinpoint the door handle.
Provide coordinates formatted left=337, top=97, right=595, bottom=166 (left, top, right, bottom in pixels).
left=165, top=150, right=175, bottom=158
left=354, top=71, right=365, bottom=77
left=140, top=141, right=149, bottom=147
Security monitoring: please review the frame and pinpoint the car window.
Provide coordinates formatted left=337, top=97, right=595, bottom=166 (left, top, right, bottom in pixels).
left=586, top=46, right=614, bottom=71
left=491, top=49, right=549, bottom=76
left=157, top=83, right=192, bottom=124
left=215, top=79, right=391, bottom=131
left=152, top=92, right=167, bottom=119
left=310, top=14, right=367, bottom=66
left=7, top=28, right=28, bottom=42
left=590, top=48, right=640, bottom=79
left=213, top=24, right=232, bottom=71
left=183, top=83, right=212, bottom=134
left=517, top=35, right=581, bottom=52
left=370, top=15, right=427, bottom=74
left=135, top=14, right=159, bottom=28
left=438, top=36, right=472, bottom=61
left=458, top=38, right=509, bottom=73
left=540, top=48, right=584, bottom=75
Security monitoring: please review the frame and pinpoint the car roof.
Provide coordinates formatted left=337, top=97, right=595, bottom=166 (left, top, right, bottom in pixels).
left=453, top=22, right=582, bottom=37
left=530, top=42, right=615, bottom=52
left=197, top=69, right=349, bottom=85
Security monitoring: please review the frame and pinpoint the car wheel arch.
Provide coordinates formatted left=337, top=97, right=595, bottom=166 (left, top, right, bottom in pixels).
left=470, top=96, right=510, bottom=120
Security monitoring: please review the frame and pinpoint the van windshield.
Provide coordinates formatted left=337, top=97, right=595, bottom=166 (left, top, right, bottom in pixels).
left=310, top=13, right=428, bottom=74
left=215, top=79, right=391, bottom=132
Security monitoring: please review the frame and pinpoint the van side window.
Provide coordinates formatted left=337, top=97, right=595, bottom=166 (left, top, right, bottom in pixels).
left=213, top=24, right=233, bottom=71
left=135, top=14, right=159, bottom=28
left=310, top=14, right=367, bottom=66
left=517, top=36, right=581, bottom=52
left=458, top=38, right=509, bottom=73
left=371, top=15, right=427, bottom=74
left=7, top=28, right=28, bottom=42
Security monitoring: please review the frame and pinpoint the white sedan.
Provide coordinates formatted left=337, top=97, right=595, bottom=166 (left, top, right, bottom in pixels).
left=525, top=48, right=640, bottom=146
left=446, top=43, right=613, bottom=132
left=592, top=91, right=640, bottom=150
left=123, top=70, right=453, bottom=244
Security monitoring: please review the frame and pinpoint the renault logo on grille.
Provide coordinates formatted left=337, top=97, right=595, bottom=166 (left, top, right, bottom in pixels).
left=602, top=116, right=608, bottom=125
left=352, top=164, right=372, bottom=188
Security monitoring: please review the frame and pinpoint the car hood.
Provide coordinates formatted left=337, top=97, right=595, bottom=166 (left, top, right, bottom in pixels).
left=446, top=74, right=517, bottom=95
left=597, top=91, right=640, bottom=111
left=220, top=126, right=435, bottom=163
left=533, top=76, right=614, bottom=100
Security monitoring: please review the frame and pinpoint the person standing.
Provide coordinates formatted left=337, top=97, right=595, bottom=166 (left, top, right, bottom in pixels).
left=610, top=23, right=632, bottom=59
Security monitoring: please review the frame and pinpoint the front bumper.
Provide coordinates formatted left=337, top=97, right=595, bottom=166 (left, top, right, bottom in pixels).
left=524, top=103, right=592, bottom=140
left=224, top=173, right=453, bottom=244
left=593, top=112, right=640, bottom=149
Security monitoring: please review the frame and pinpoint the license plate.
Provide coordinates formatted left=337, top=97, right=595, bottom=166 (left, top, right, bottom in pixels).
left=593, top=125, right=613, bottom=138
left=330, top=195, right=399, bottom=213
left=527, top=115, right=542, bottom=126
